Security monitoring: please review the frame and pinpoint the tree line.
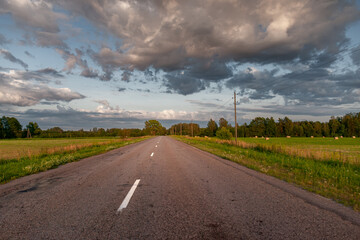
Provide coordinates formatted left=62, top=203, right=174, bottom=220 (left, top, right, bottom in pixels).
left=1, top=112, right=359, bottom=139
left=168, top=112, right=360, bottom=138
left=0, top=116, right=147, bottom=139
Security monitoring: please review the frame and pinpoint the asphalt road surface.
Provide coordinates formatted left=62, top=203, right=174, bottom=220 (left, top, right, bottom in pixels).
left=0, top=136, right=359, bottom=239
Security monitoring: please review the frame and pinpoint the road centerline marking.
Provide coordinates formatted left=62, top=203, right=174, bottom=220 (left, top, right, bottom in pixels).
left=117, top=179, right=141, bottom=213
left=155, top=145, right=158, bottom=147
left=150, top=152, right=154, bottom=157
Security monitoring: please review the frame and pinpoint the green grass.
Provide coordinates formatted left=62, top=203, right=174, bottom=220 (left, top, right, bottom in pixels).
left=0, top=137, right=151, bottom=184
left=173, top=136, right=360, bottom=211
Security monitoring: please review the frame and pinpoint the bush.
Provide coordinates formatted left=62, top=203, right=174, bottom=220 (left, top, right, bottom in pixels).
left=216, top=127, right=233, bottom=140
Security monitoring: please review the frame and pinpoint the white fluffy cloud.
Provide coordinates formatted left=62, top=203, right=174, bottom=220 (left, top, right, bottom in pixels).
left=0, top=70, right=85, bottom=106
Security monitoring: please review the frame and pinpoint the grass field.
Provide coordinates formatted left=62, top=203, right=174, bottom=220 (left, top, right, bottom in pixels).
left=173, top=136, right=360, bottom=211
left=0, top=137, right=151, bottom=184
left=228, top=137, right=360, bottom=164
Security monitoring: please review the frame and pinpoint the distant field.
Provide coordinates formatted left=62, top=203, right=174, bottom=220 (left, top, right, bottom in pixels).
left=0, top=137, right=150, bottom=183
left=174, top=136, right=360, bottom=211
left=233, top=137, right=360, bottom=164
left=0, top=138, right=133, bottom=161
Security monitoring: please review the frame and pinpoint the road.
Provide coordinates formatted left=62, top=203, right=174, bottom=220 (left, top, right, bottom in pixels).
left=0, top=136, right=359, bottom=239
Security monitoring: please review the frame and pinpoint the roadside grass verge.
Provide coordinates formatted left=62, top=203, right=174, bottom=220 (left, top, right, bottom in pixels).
left=173, top=136, right=360, bottom=211
left=0, top=137, right=151, bottom=184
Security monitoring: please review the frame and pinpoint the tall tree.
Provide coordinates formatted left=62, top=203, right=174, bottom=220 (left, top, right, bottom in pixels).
left=329, top=117, right=340, bottom=136
left=249, top=117, right=266, bottom=137
left=26, top=122, right=41, bottom=137
left=219, top=118, right=229, bottom=129
left=283, top=117, right=294, bottom=136
left=206, top=119, right=218, bottom=137
left=144, top=120, right=166, bottom=135
left=1, top=116, right=22, bottom=138
left=265, top=117, right=276, bottom=137
left=0, top=118, right=3, bottom=139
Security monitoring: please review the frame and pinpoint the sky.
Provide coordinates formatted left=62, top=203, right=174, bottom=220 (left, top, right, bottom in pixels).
left=0, top=0, right=360, bottom=130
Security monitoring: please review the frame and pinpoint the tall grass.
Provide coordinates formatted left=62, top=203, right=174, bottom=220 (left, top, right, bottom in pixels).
left=0, top=137, right=151, bottom=184
left=212, top=138, right=359, bottom=164
left=0, top=138, right=136, bottom=161
left=174, top=136, right=360, bottom=211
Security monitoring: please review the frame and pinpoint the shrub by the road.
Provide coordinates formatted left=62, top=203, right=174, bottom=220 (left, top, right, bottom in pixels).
left=216, top=127, right=233, bottom=140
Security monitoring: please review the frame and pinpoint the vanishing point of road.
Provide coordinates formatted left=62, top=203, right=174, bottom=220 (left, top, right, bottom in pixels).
left=0, top=136, right=359, bottom=239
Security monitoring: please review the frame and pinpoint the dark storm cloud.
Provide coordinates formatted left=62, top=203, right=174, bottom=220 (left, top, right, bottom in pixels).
left=55, top=0, right=359, bottom=67
left=226, top=65, right=360, bottom=106
left=164, top=73, right=207, bottom=95
left=53, top=0, right=357, bottom=96
left=0, top=49, right=28, bottom=69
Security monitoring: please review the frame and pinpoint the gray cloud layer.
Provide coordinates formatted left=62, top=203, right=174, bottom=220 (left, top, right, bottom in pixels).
left=58, top=1, right=357, bottom=65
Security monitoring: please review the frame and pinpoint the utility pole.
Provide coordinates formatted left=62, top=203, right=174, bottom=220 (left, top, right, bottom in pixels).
left=234, top=91, right=237, bottom=143
left=27, top=128, right=31, bottom=138
left=191, top=122, right=193, bottom=137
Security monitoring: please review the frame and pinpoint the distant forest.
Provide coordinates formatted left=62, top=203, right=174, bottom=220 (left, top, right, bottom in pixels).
left=0, top=112, right=359, bottom=139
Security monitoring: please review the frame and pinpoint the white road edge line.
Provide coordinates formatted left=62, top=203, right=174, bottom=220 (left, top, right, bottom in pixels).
left=117, top=179, right=141, bottom=213
left=150, top=152, right=154, bottom=157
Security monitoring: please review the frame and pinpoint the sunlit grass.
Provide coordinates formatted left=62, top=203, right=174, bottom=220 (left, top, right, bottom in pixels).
left=0, top=137, right=151, bottom=184
left=0, top=138, right=134, bottom=161
left=174, top=136, right=360, bottom=211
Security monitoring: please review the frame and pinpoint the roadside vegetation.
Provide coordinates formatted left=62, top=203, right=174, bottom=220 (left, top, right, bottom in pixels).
left=173, top=135, right=360, bottom=211
left=0, top=137, right=150, bottom=184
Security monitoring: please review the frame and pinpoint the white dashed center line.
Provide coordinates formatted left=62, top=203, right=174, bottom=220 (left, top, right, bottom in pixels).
left=117, top=179, right=141, bottom=213
left=155, top=145, right=158, bottom=148
left=150, top=152, right=154, bottom=157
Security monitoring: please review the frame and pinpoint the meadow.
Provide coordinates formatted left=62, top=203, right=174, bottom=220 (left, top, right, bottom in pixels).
left=0, top=137, right=150, bottom=183
left=173, top=136, right=360, bottom=211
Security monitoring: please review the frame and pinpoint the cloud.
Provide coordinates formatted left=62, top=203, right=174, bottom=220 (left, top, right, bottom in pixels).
left=164, top=73, right=207, bottom=95
left=54, top=0, right=358, bottom=97
left=351, top=44, right=360, bottom=65
left=0, top=33, right=11, bottom=45
left=237, top=104, right=360, bottom=118
left=1, top=0, right=360, bottom=104
left=24, top=50, right=34, bottom=58
left=0, top=69, right=84, bottom=106
left=36, top=31, right=67, bottom=48
left=0, top=49, right=28, bottom=69
left=56, top=48, right=99, bottom=78
left=0, top=0, right=68, bottom=48
left=226, top=65, right=360, bottom=106
left=3, top=68, right=64, bottom=83
left=62, top=0, right=359, bottom=68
